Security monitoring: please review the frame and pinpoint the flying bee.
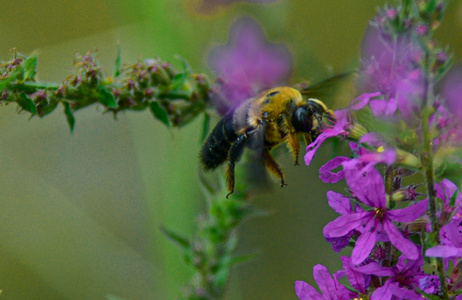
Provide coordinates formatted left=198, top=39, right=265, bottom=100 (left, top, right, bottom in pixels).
left=200, top=86, right=335, bottom=197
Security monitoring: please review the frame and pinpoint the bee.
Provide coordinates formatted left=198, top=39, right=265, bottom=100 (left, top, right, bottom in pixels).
left=200, top=86, right=334, bottom=197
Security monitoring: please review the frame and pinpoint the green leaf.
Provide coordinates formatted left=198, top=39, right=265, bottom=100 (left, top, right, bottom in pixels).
left=63, top=102, right=75, bottom=132
left=160, top=226, right=191, bottom=250
left=450, top=190, right=459, bottom=207
left=214, top=264, right=230, bottom=289
left=37, top=101, right=59, bottom=117
left=170, top=72, right=187, bottom=90
left=169, top=56, right=192, bottom=90
left=414, top=288, right=442, bottom=300
left=0, top=72, right=18, bottom=91
left=435, top=160, right=462, bottom=187
left=175, top=55, right=192, bottom=75
left=113, top=46, right=121, bottom=78
left=201, top=112, right=210, bottom=143
left=17, top=93, right=37, bottom=114
left=229, top=253, right=256, bottom=266
left=23, top=54, right=38, bottom=81
left=149, top=102, right=170, bottom=128
left=105, top=294, right=128, bottom=300
left=98, top=87, right=117, bottom=108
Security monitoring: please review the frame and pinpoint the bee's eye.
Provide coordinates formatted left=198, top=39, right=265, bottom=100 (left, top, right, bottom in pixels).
left=267, top=91, right=279, bottom=98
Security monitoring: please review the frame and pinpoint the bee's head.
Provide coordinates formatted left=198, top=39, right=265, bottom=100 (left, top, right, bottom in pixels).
left=292, top=99, right=332, bottom=133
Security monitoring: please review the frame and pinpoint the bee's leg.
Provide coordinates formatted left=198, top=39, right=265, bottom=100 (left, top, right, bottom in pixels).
left=304, top=133, right=313, bottom=145
left=281, top=115, right=300, bottom=165
left=286, top=132, right=300, bottom=166
left=226, top=134, right=248, bottom=198
left=264, top=150, right=286, bottom=187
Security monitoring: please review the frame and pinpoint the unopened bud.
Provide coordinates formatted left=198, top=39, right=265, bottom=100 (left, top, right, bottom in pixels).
left=348, top=123, right=368, bottom=141
left=391, top=184, right=424, bottom=201
left=395, top=148, right=421, bottom=169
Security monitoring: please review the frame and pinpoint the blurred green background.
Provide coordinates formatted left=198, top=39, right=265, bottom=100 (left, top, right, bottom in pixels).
left=0, top=0, right=461, bottom=299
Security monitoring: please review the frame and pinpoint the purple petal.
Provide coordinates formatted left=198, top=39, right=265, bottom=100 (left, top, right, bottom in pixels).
left=313, top=265, right=337, bottom=299
left=370, top=97, right=397, bottom=118
left=331, top=109, right=350, bottom=134
left=326, top=233, right=354, bottom=253
left=349, top=92, right=382, bottom=110
left=383, top=219, right=420, bottom=260
left=305, top=133, right=329, bottom=166
left=359, top=132, right=386, bottom=147
left=294, top=281, right=323, bottom=300
left=340, top=256, right=370, bottom=293
left=359, top=148, right=396, bottom=165
left=426, top=245, right=462, bottom=258
left=327, top=191, right=352, bottom=215
left=395, top=252, right=423, bottom=274
left=312, top=265, right=351, bottom=300
left=441, top=221, right=462, bottom=248
left=436, top=179, right=460, bottom=205
left=387, top=199, right=428, bottom=222
left=388, top=282, right=424, bottom=300
left=319, top=156, right=350, bottom=183
left=343, top=163, right=386, bottom=208
left=370, top=279, right=393, bottom=300
left=355, top=261, right=394, bottom=277
left=352, top=219, right=378, bottom=264
left=323, top=212, right=372, bottom=238
left=419, top=275, right=440, bottom=294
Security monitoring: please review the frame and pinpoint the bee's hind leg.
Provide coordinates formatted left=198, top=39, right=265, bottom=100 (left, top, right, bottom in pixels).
left=226, top=134, right=248, bottom=198
left=264, top=150, right=286, bottom=187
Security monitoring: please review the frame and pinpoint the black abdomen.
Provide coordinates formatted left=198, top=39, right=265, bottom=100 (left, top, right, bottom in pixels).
left=200, top=113, right=238, bottom=170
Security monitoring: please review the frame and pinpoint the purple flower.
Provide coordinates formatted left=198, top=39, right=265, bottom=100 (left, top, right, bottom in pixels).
left=295, top=265, right=353, bottom=300
left=359, top=24, right=425, bottom=123
left=208, top=17, right=292, bottom=114
left=324, top=190, right=363, bottom=252
left=323, top=165, right=428, bottom=265
left=305, top=92, right=380, bottom=166
left=319, top=156, right=350, bottom=184
left=355, top=253, right=428, bottom=299
left=319, top=140, right=394, bottom=185
left=426, top=221, right=462, bottom=258
left=339, top=256, right=371, bottom=294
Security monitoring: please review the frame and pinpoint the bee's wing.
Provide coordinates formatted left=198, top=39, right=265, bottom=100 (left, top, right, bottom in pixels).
left=294, top=72, right=357, bottom=108
left=242, top=121, right=273, bottom=193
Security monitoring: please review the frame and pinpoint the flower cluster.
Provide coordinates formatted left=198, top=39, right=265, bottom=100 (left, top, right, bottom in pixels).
left=0, top=49, right=211, bottom=131
left=297, top=1, right=462, bottom=299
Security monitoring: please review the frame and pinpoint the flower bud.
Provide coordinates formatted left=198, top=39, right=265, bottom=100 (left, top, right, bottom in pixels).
left=391, top=184, right=424, bottom=201
left=395, top=148, right=421, bottom=169
left=348, top=122, right=368, bottom=141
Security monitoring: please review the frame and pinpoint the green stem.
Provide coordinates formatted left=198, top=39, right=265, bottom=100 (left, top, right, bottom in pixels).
left=385, top=166, right=398, bottom=267
left=385, top=166, right=395, bottom=197
left=420, top=70, right=448, bottom=299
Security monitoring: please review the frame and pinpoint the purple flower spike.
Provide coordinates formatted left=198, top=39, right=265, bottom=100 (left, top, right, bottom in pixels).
left=208, top=17, right=292, bottom=114
left=295, top=265, right=353, bottom=300
left=359, top=25, right=425, bottom=124
left=323, top=165, right=428, bottom=265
